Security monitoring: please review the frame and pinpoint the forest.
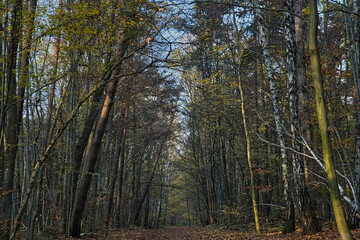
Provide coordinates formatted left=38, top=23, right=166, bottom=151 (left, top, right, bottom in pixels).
left=1, top=0, right=360, bottom=239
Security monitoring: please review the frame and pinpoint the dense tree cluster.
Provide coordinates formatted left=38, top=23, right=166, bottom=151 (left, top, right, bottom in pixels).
left=0, top=0, right=360, bottom=240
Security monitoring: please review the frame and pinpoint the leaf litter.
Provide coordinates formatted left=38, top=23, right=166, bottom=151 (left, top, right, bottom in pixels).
left=53, top=226, right=360, bottom=240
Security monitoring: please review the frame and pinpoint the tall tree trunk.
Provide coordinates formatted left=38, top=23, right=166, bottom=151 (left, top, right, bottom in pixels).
left=295, top=0, right=311, bottom=182
left=68, top=87, right=102, bottom=233
left=63, top=63, right=78, bottom=233
left=20, top=2, right=39, bottom=236
left=309, top=1, right=353, bottom=239
left=203, top=120, right=214, bottom=224
left=213, top=118, right=224, bottom=222
left=106, top=105, right=128, bottom=226
left=285, top=0, right=320, bottom=234
left=9, top=42, right=126, bottom=240
left=114, top=110, right=128, bottom=228
left=238, top=71, right=261, bottom=233
left=2, top=1, right=22, bottom=238
left=70, top=29, right=128, bottom=238
left=143, top=187, right=151, bottom=228
left=0, top=1, right=5, bottom=196
left=348, top=0, right=360, bottom=228
left=131, top=135, right=168, bottom=225
left=232, top=9, right=260, bottom=232
left=17, top=0, right=37, bottom=128
left=254, top=0, right=295, bottom=233
left=130, top=108, right=176, bottom=225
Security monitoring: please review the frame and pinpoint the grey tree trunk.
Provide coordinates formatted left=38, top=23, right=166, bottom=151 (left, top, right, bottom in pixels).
left=131, top=116, right=175, bottom=225
left=106, top=106, right=128, bottom=226
left=213, top=118, right=224, bottom=222
left=343, top=0, right=360, bottom=227
left=295, top=0, right=310, bottom=181
left=285, top=0, right=320, bottom=234
left=255, top=0, right=294, bottom=233
left=351, top=0, right=360, bottom=227
left=114, top=108, right=128, bottom=227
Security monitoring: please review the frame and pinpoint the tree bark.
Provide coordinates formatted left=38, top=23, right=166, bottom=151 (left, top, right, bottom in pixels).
left=213, top=118, right=224, bottom=222
left=2, top=1, right=22, bottom=238
left=130, top=133, right=169, bottom=225
left=238, top=72, right=261, bottom=233
left=106, top=105, right=128, bottom=226
left=69, top=29, right=128, bottom=237
left=254, top=1, right=294, bottom=233
left=349, top=0, right=360, bottom=227
left=309, top=0, right=353, bottom=239
left=285, top=0, right=320, bottom=234
left=114, top=110, right=128, bottom=227
left=17, top=0, right=37, bottom=125
left=295, top=0, right=310, bottom=182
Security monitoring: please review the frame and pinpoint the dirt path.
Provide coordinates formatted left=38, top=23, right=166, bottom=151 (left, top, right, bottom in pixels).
left=56, top=227, right=360, bottom=239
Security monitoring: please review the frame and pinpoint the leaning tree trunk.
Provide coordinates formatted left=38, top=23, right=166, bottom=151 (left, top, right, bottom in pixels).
left=70, top=29, right=128, bottom=238
left=254, top=1, right=295, bottom=233
left=309, top=0, right=353, bottom=239
left=9, top=39, right=129, bottom=239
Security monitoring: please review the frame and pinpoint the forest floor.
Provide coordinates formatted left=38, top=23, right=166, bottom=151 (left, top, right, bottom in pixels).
left=45, top=226, right=360, bottom=240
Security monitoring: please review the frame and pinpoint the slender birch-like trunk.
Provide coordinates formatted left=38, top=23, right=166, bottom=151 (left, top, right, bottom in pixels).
left=285, top=0, right=320, bottom=234
left=254, top=0, right=294, bottom=233
left=232, top=9, right=260, bottom=232
left=238, top=72, right=261, bottom=233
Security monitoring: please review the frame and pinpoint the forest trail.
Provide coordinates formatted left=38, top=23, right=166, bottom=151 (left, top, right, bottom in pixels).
left=53, top=227, right=360, bottom=240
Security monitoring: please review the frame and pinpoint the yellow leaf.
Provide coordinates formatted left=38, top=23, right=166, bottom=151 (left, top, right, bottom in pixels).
left=146, top=37, right=151, bottom=44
